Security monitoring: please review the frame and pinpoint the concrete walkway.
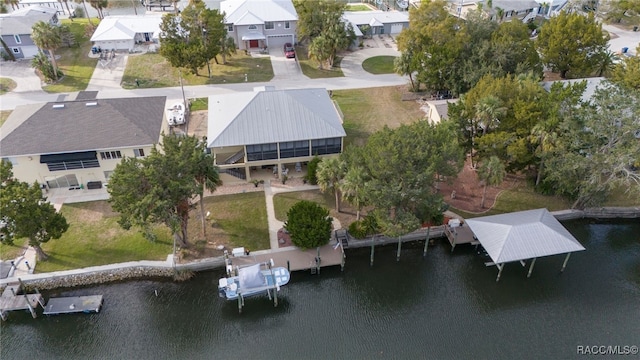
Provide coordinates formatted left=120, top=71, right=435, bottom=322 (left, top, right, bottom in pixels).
left=86, top=53, right=129, bottom=91
left=3, top=246, right=37, bottom=281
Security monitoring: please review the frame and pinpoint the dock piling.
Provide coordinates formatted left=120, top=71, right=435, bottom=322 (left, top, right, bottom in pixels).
left=496, top=263, right=504, bottom=282
left=423, top=227, right=430, bottom=257
left=370, top=237, right=375, bottom=267
left=561, top=253, right=571, bottom=272
left=527, top=258, right=537, bottom=278
left=396, top=236, right=402, bottom=262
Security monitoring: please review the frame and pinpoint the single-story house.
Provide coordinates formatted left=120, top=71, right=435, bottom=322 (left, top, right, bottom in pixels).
left=487, top=0, right=540, bottom=22
left=15, top=0, right=70, bottom=15
left=0, top=94, right=168, bottom=189
left=220, top=0, right=298, bottom=51
left=423, top=98, right=459, bottom=125
left=446, top=0, right=479, bottom=20
left=343, top=10, right=409, bottom=38
left=207, top=87, right=346, bottom=182
left=90, top=14, right=162, bottom=51
left=0, top=6, right=59, bottom=59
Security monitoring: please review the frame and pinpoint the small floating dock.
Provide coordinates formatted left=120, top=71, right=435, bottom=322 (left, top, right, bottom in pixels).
left=43, top=295, right=103, bottom=315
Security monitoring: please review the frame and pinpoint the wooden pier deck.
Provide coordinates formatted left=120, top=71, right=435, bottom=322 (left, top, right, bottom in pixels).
left=43, top=295, right=103, bottom=315
left=229, top=242, right=344, bottom=273
left=0, top=283, right=45, bottom=320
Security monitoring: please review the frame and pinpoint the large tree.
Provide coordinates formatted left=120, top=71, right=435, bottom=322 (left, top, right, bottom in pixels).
left=0, top=160, right=69, bottom=260
left=354, top=121, right=464, bottom=236
left=304, top=2, right=354, bottom=69
left=536, top=11, right=609, bottom=78
left=284, top=201, right=332, bottom=249
left=610, top=45, right=640, bottom=91
left=31, top=21, right=62, bottom=80
left=543, top=82, right=640, bottom=208
left=293, top=0, right=346, bottom=43
left=108, top=134, right=221, bottom=247
left=159, top=0, right=227, bottom=75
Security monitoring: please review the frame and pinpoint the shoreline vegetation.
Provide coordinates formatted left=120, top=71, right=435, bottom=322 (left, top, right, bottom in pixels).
left=2, top=207, right=638, bottom=291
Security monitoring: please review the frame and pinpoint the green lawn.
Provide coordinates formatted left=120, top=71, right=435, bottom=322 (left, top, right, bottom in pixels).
left=333, top=86, right=425, bottom=146
left=0, top=238, right=28, bottom=261
left=122, top=53, right=273, bottom=88
left=43, top=19, right=98, bottom=93
left=346, top=4, right=372, bottom=11
left=0, top=77, right=17, bottom=95
left=0, top=110, right=12, bottom=127
left=36, top=201, right=172, bottom=272
left=273, top=190, right=335, bottom=222
left=362, top=56, right=397, bottom=74
left=201, top=192, right=270, bottom=251
left=451, top=184, right=572, bottom=219
left=190, top=97, right=208, bottom=111
left=295, top=45, right=344, bottom=78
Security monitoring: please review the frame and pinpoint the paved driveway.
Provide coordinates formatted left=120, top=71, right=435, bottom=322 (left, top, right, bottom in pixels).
left=86, top=53, right=128, bottom=91
left=0, top=59, right=44, bottom=92
left=269, top=48, right=306, bottom=80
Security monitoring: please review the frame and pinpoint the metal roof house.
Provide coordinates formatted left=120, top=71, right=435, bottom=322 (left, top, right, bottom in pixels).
left=221, top=0, right=298, bottom=51
left=0, top=6, right=59, bottom=59
left=90, top=15, right=162, bottom=51
left=207, top=87, right=346, bottom=182
left=342, top=10, right=409, bottom=37
left=466, top=208, right=585, bottom=281
left=0, top=95, right=168, bottom=195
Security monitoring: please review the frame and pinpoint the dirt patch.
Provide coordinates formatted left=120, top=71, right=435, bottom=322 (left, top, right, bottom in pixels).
left=437, top=157, right=522, bottom=214
left=187, top=110, right=208, bottom=138
left=73, top=201, right=118, bottom=223
left=543, top=71, right=563, bottom=81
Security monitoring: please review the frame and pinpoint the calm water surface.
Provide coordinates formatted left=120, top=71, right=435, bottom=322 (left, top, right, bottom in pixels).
left=1, top=220, right=639, bottom=359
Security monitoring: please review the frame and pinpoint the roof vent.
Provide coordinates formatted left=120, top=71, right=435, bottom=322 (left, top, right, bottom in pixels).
left=86, top=102, right=98, bottom=107
left=52, top=104, right=65, bottom=109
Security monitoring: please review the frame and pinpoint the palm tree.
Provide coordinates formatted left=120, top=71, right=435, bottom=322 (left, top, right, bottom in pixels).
left=191, top=141, right=221, bottom=238
left=595, top=50, right=617, bottom=77
left=530, top=120, right=558, bottom=186
left=5, top=0, right=19, bottom=10
left=475, top=95, right=506, bottom=136
left=31, top=21, right=62, bottom=81
left=316, top=157, right=346, bottom=212
left=340, top=166, right=367, bottom=220
left=74, top=0, right=93, bottom=25
left=57, top=0, right=72, bottom=16
left=478, top=156, right=506, bottom=208
left=309, top=35, right=331, bottom=70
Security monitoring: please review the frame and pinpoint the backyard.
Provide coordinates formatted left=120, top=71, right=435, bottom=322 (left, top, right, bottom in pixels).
left=43, top=19, right=98, bottom=93
left=122, top=53, right=273, bottom=88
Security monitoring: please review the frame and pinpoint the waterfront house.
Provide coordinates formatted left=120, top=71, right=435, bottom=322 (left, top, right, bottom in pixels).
left=0, top=6, right=59, bottom=59
left=220, top=0, right=298, bottom=50
left=207, top=87, right=346, bottom=182
left=0, top=94, right=168, bottom=189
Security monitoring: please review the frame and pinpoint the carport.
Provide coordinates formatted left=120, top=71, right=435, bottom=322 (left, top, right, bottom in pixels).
left=466, top=208, right=586, bottom=281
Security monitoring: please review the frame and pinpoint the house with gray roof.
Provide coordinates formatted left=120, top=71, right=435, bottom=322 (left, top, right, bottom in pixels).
left=0, top=96, right=167, bottom=190
left=207, top=87, right=346, bottom=182
left=220, top=0, right=298, bottom=50
left=0, top=6, right=59, bottom=59
left=342, top=10, right=409, bottom=38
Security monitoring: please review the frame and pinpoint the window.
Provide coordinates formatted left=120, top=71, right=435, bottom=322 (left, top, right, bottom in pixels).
left=246, top=143, right=278, bottom=161
left=12, top=48, right=20, bottom=54
left=134, top=149, right=145, bottom=157
left=100, top=151, right=122, bottom=160
left=284, top=21, right=290, bottom=29
left=248, top=25, right=257, bottom=30
left=265, top=22, right=274, bottom=30
left=14, top=35, right=21, bottom=44
left=279, top=141, right=309, bottom=159
left=227, top=24, right=233, bottom=32
left=311, top=137, right=342, bottom=155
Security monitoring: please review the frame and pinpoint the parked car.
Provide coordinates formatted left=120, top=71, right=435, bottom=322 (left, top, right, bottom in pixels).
left=284, top=43, right=295, bottom=58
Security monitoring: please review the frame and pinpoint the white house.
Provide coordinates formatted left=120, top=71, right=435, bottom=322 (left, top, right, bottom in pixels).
left=207, top=87, right=346, bottom=182
left=90, top=14, right=162, bottom=51
left=0, top=94, right=168, bottom=189
left=220, top=0, right=298, bottom=50
left=343, top=10, right=409, bottom=37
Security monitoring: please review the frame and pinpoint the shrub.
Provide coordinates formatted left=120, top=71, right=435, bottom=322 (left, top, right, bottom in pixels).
left=348, top=221, right=367, bottom=239
left=284, top=201, right=332, bottom=249
left=305, top=156, right=321, bottom=185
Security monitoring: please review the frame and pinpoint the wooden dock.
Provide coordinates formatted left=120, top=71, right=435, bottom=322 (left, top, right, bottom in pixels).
left=228, top=242, right=345, bottom=274
left=43, top=295, right=103, bottom=315
left=0, top=282, right=45, bottom=320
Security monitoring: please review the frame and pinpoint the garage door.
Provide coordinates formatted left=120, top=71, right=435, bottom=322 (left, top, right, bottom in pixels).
left=21, top=46, right=39, bottom=58
left=266, top=34, right=293, bottom=49
left=390, top=23, right=404, bottom=34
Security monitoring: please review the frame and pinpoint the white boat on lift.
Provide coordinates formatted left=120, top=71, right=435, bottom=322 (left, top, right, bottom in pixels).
left=166, top=101, right=185, bottom=126
left=218, top=259, right=290, bottom=312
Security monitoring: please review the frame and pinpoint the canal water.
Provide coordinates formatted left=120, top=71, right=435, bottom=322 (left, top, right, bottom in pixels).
left=1, top=220, right=638, bottom=359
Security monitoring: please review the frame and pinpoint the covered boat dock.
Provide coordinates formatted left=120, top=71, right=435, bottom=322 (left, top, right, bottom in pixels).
left=466, top=208, right=586, bottom=281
